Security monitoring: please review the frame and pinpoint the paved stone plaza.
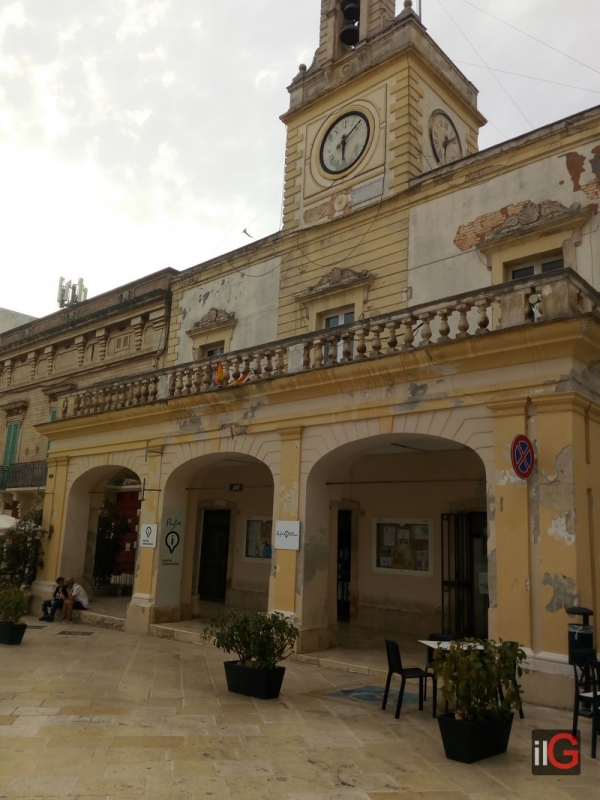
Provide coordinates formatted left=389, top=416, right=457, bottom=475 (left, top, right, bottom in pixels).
left=0, top=617, right=598, bottom=799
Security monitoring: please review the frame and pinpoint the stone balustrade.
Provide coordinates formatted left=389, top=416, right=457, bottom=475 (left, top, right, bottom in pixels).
left=58, top=270, right=600, bottom=419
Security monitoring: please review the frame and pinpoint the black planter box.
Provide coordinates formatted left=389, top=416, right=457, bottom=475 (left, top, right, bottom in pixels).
left=224, top=660, right=285, bottom=699
left=0, top=622, right=27, bottom=646
left=437, top=712, right=514, bottom=763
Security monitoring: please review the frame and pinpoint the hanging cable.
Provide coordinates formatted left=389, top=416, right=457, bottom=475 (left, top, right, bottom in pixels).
left=437, top=0, right=534, bottom=130
left=457, top=0, right=600, bottom=78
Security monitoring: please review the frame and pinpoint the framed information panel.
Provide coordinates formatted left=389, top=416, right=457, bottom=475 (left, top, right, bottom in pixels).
left=374, top=518, right=432, bottom=576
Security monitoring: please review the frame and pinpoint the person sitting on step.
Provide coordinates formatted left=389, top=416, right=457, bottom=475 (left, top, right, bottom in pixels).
left=39, top=576, right=68, bottom=622
left=62, top=577, right=89, bottom=623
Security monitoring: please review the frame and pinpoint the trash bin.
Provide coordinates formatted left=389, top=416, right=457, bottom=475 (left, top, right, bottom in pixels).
left=566, top=606, right=595, bottom=667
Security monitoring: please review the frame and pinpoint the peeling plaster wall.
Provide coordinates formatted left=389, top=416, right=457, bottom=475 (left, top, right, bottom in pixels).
left=409, top=141, right=600, bottom=305
left=176, top=259, right=280, bottom=363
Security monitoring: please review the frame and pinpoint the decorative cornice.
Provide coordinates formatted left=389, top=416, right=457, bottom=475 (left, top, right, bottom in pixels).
left=0, top=399, right=29, bottom=418
left=297, top=267, right=371, bottom=301
left=187, top=308, right=237, bottom=336
left=486, top=200, right=582, bottom=242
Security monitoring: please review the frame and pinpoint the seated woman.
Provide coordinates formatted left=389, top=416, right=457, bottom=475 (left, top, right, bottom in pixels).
left=62, top=577, right=89, bottom=623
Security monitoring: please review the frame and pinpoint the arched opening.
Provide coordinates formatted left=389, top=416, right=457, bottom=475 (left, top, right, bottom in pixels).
left=62, top=466, right=142, bottom=613
left=302, top=432, right=489, bottom=650
left=160, top=453, right=275, bottom=619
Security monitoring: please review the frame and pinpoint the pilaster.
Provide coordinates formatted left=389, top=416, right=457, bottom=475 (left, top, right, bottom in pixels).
left=488, top=398, right=532, bottom=647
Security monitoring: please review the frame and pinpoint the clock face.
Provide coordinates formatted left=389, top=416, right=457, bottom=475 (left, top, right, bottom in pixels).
left=320, top=112, right=370, bottom=175
left=429, top=110, right=463, bottom=165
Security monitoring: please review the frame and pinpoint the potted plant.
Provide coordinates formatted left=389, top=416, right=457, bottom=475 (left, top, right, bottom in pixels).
left=0, top=585, right=29, bottom=645
left=200, top=610, right=298, bottom=699
left=432, top=638, right=526, bottom=764
left=0, top=510, right=51, bottom=589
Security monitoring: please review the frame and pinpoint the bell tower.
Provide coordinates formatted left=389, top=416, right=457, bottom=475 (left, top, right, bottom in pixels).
left=316, top=0, right=396, bottom=65
left=281, top=0, right=486, bottom=231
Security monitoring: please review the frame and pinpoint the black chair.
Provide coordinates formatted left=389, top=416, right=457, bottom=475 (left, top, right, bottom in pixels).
left=423, top=632, right=454, bottom=704
left=572, top=657, right=600, bottom=758
left=497, top=641, right=525, bottom=719
left=382, top=639, right=436, bottom=719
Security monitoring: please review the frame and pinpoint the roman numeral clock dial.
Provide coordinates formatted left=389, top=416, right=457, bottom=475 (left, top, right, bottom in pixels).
left=429, top=109, right=463, bottom=165
left=320, top=112, right=370, bottom=175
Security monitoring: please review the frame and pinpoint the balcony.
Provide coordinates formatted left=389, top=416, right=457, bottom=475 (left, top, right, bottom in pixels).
left=55, top=270, right=599, bottom=420
left=0, top=461, right=48, bottom=491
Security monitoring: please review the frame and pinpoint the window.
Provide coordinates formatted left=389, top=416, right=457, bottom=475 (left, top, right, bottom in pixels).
left=321, top=307, right=355, bottom=363
left=2, top=421, right=21, bottom=467
left=324, top=308, right=355, bottom=328
left=510, top=256, right=564, bottom=281
left=206, top=343, right=225, bottom=358
left=114, top=334, right=131, bottom=353
left=374, top=518, right=432, bottom=575
left=244, top=518, right=272, bottom=560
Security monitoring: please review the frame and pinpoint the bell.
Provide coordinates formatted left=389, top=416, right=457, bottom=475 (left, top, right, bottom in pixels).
left=340, top=21, right=359, bottom=46
left=341, top=1, right=360, bottom=22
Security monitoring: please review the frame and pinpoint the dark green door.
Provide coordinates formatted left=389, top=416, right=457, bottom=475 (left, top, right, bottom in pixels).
left=198, top=510, right=231, bottom=602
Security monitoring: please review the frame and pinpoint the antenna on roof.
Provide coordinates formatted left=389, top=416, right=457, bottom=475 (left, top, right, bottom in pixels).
left=57, top=277, right=89, bottom=309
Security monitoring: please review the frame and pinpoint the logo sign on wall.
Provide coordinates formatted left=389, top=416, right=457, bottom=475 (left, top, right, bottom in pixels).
left=275, top=520, right=300, bottom=551
left=511, top=435, right=535, bottom=480
left=155, top=508, right=186, bottom=607
left=140, top=524, right=158, bottom=548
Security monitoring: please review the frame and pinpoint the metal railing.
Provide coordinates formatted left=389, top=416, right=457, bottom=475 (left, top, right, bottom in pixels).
left=0, top=461, right=48, bottom=491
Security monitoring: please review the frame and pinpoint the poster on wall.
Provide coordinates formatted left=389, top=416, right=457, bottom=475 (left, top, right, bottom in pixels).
left=245, top=518, right=272, bottom=559
left=374, top=518, right=432, bottom=575
left=155, top=507, right=186, bottom=606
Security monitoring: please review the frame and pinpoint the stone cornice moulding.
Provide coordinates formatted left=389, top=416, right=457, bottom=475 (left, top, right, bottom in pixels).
left=478, top=201, right=593, bottom=255
left=0, top=398, right=29, bottom=418
left=185, top=308, right=237, bottom=340
left=296, top=267, right=373, bottom=302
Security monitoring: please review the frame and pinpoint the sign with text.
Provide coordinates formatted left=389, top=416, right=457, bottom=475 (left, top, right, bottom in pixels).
left=532, top=730, right=580, bottom=775
left=155, top=508, right=186, bottom=607
left=139, top=524, right=158, bottom=548
left=275, top=520, right=300, bottom=550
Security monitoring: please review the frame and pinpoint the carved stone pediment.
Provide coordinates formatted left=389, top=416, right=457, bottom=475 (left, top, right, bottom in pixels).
left=485, top=201, right=582, bottom=242
left=0, top=399, right=29, bottom=418
left=299, top=267, right=371, bottom=299
left=190, top=308, right=236, bottom=332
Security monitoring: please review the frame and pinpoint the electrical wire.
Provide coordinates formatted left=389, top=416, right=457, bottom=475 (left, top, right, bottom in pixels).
left=438, top=0, right=534, bottom=130
left=215, top=156, right=285, bottom=250
left=453, top=61, right=600, bottom=95
left=456, top=0, right=600, bottom=78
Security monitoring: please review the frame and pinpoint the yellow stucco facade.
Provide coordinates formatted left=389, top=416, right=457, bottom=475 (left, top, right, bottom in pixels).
left=1, top=1, right=598, bottom=708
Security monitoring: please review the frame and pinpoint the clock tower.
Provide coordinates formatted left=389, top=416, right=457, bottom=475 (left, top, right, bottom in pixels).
left=281, top=0, right=486, bottom=231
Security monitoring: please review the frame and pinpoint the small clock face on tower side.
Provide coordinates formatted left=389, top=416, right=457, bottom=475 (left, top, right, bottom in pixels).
left=429, top=110, right=463, bottom=165
left=320, top=111, right=370, bottom=175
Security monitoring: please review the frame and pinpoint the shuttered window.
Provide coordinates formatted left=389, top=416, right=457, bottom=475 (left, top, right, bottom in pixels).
left=2, top=421, right=21, bottom=467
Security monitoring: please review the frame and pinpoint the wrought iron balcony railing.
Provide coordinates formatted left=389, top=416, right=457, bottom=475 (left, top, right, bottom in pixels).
left=54, top=270, right=599, bottom=421
left=0, top=461, right=48, bottom=491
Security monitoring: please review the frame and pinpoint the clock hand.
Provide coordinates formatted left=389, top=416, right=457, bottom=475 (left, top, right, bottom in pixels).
left=346, top=119, right=362, bottom=138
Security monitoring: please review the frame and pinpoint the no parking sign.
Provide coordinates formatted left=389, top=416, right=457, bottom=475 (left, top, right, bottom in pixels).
left=511, top=435, right=535, bottom=480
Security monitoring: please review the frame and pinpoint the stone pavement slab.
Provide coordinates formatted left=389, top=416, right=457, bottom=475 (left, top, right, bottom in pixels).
left=0, top=615, right=597, bottom=798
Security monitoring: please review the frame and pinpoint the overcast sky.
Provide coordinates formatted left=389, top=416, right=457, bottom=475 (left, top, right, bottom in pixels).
left=1, top=0, right=599, bottom=319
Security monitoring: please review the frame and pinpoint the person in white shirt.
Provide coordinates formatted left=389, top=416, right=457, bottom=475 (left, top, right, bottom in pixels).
left=62, top=577, right=89, bottom=623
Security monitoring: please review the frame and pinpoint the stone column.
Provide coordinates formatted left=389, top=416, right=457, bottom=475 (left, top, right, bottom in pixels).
left=268, top=428, right=302, bottom=620
left=533, top=394, right=591, bottom=657
left=489, top=399, right=532, bottom=648
left=32, top=456, right=70, bottom=603
left=125, top=448, right=163, bottom=634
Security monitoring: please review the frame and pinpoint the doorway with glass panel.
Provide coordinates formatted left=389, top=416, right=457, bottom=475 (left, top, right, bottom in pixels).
left=324, top=307, right=354, bottom=363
